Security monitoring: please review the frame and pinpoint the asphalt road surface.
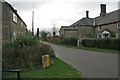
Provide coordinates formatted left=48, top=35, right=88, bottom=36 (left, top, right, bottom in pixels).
left=49, top=43, right=118, bottom=78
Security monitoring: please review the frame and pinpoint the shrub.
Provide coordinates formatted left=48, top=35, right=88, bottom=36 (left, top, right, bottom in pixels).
left=61, top=38, right=77, bottom=46
left=2, top=31, right=56, bottom=69
left=5, top=31, right=39, bottom=48
left=81, top=38, right=120, bottom=50
left=2, top=44, right=56, bottom=69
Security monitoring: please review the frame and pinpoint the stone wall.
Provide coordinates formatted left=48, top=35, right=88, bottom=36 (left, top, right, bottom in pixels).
left=64, top=30, right=77, bottom=39
left=77, top=26, right=95, bottom=41
left=0, top=1, right=2, bottom=79
left=95, top=23, right=120, bottom=38
left=2, top=2, right=27, bottom=43
left=11, top=11, right=27, bottom=41
left=2, top=2, right=11, bottom=43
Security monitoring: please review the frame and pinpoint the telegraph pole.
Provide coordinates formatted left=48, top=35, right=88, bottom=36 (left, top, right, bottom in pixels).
left=32, top=0, right=34, bottom=36
left=32, top=11, right=34, bottom=35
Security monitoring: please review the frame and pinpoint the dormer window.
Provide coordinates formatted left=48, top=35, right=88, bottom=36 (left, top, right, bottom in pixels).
left=117, top=22, right=120, bottom=29
left=13, top=13, right=17, bottom=23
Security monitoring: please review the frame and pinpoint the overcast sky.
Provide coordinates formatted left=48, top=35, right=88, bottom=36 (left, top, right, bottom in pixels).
left=5, top=0, right=120, bottom=34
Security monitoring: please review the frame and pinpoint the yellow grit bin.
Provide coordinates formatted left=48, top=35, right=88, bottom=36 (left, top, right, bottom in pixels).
left=45, top=54, right=50, bottom=67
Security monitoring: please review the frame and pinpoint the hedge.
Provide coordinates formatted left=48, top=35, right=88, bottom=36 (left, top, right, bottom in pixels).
left=2, top=31, right=55, bottom=69
left=81, top=38, right=120, bottom=50
left=2, top=44, right=55, bottom=69
left=61, top=38, right=77, bottom=46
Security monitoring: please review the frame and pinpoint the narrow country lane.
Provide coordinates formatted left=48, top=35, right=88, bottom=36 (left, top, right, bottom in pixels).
left=49, top=43, right=118, bottom=78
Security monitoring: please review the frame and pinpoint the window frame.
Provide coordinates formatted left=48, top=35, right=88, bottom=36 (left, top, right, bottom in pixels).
left=117, top=22, right=120, bottom=29
left=13, top=13, right=17, bottom=23
left=116, top=34, right=120, bottom=38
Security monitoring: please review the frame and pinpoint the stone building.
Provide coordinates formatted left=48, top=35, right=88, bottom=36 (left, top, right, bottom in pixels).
left=59, top=4, right=120, bottom=41
left=95, top=4, right=120, bottom=39
left=69, top=11, right=95, bottom=41
left=59, top=26, right=77, bottom=40
left=1, top=1, right=27, bottom=43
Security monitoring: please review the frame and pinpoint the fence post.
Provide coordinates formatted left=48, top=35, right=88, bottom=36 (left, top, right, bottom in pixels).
left=77, top=40, right=79, bottom=47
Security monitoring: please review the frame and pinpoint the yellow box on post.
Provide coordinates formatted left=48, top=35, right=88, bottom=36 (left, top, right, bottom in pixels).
left=45, top=54, right=50, bottom=67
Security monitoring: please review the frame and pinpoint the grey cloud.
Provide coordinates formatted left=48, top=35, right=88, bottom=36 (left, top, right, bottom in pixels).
left=6, top=0, right=54, bottom=12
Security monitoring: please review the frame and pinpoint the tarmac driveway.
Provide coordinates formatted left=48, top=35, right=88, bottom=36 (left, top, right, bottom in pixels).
left=49, top=44, right=118, bottom=78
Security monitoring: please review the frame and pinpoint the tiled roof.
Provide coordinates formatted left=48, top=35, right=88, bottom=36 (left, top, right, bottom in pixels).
left=95, top=9, right=120, bottom=26
left=70, top=18, right=94, bottom=27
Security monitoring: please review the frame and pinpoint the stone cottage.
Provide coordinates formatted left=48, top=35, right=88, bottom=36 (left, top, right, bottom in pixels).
left=59, top=4, right=120, bottom=41
left=95, top=4, right=120, bottom=39
left=1, top=1, right=27, bottom=43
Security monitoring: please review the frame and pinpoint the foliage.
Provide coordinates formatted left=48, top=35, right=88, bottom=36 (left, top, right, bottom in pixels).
left=40, top=31, right=48, bottom=41
left=61, top=38, right=77, bottom=46
left=3, top=31, right=56, bottom=69
left=81, top=38, right=120, bottom=50
left=5, top=31, right=39, bottom=48
left=36, top=28, right=39, bottom=39
left=2, top=44, right=56, bottom=69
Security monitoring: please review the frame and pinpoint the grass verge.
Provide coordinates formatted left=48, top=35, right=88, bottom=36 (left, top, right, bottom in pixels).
left=3, top=58, right=82, bottom=78
left=50, top=42, right=119, bottom=53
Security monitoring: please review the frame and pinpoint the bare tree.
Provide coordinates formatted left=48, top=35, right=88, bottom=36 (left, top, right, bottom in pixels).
left=52, top=26, right=58, bottom=43
left=52, top=27, right=58, bottom=37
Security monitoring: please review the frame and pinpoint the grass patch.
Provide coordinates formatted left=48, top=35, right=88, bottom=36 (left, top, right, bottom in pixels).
left=51, top=43, right=119, bottom=53
left=3, top=58, right=81, bottom=78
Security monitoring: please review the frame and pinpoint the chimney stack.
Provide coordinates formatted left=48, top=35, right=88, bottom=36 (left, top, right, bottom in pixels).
left=100, top=4, right=106, bottom=17
left=86, top=11, right=89, bottom=18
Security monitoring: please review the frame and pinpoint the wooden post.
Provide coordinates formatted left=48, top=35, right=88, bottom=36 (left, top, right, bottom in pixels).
left=17, top=71, right=20, bottom=80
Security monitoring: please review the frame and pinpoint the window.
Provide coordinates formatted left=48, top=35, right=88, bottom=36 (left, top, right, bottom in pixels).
left=98, top=26, right=101, bottom=31
left=116, top=34, right=120, bottom=38
left=97, top=34, right=101, bottom=39
left=117, top=22, right=120, bottom=29
left=13, top=13, right=17, bottom=23
left=21, top=22, right=23, bottom=28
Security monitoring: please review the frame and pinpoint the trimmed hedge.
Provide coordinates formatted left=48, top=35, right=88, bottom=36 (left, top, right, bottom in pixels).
left=81, top=38, right=120, bottom=50
left=61, top=38, right=77, bottom=46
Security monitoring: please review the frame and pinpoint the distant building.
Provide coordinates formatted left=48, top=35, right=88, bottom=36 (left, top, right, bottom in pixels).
left=69, top=11, right=95, bottom=41
left=59, top=4, right=120, bottom=41
left=1, top=1, right=27, bottom=43
left=59, top=26, right=77, bottom=39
